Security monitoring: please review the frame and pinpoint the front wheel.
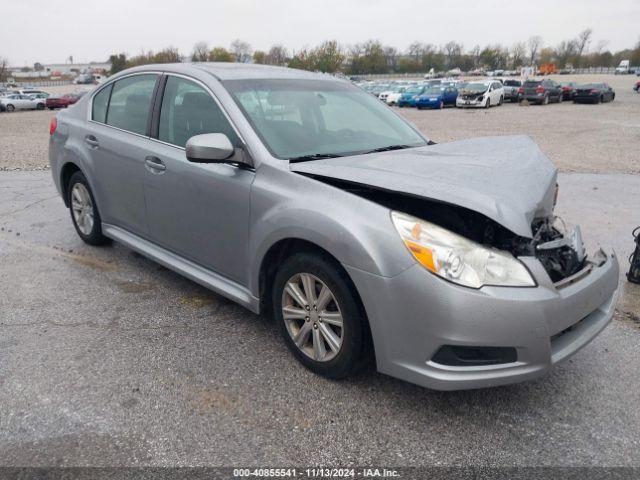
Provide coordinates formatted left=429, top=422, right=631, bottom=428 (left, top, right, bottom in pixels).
left=6, top=104, right=15, bottom=112
left=485, top=97, right=490, bottom=108
left=273, top=252, right=369, bottom=379
left=67, top=171, right=110, bottom=245
left=498, top=96, right=503, bottom=106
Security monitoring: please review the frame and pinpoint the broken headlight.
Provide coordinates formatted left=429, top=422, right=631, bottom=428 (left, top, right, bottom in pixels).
left=391, top=211, right=536, bottom=289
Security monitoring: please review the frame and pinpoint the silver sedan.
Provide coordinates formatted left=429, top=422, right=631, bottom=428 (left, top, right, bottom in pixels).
left=48, top=63, right=619, bottom=390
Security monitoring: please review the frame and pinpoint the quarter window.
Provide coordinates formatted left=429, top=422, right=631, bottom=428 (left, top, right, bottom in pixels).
left=158, top=76, right=239, bottom=148
left=106, top=74, right=157, bottom=135
left=91, top=84, right=112, bottom=123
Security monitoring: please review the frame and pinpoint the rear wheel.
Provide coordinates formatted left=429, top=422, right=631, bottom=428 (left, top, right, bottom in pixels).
left=36, top=103, right=45, bottom=110
left=67, top=171, right=110, bottom=246
left=6, top=104, right=15, bottom=112
left=273, top=252, right=369, bottom=379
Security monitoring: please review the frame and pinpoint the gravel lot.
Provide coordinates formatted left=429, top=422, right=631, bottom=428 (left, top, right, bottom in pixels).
left=0, top=74, right=639, bottom=468
left=1, top=74, right=639, bottom=173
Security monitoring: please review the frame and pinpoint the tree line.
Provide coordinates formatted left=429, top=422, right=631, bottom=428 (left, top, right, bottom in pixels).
left=107, top=30, right=640, bottom=76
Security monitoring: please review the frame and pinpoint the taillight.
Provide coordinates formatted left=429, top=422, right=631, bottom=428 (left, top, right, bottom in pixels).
left=49, top=116, right=57, bottom=135
left=536, top=85, right=545, bottom=94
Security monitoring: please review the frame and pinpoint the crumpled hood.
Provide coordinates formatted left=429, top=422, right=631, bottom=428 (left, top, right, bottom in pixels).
left=290, top=135, right=558, bottom=238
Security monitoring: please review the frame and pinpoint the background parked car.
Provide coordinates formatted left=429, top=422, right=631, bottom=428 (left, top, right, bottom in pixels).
left=501, top=79, right=522, bottom=102
left=560, top=82, right=578, bottom=100
left=573, top=83, right=615, bottom=103
left=520, top=79, right=563, bottom=105
left=46, top=93, right=84, bottom=110
left=456, top=81, right=503, bottom=108
left=416, top=86, right=458, bottom=109
left=397, top=85, right=427, bottom=107
left=0, top=94, right=46, bottom=112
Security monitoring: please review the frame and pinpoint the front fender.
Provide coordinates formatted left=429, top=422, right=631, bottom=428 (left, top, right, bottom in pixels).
left=247, top=165, right=416, bottom=296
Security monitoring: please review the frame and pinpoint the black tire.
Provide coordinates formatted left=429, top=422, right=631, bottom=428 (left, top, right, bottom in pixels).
left=498, top=96, right=503, bottom=106
left=485, top=97, right=490, bottom=108
left=6, top=104, right=15, bottom=112
left=67, top=171, right=110, bottom=246
left=272, top=252, right=370, bottom=379
left=36, top=103, right=45, bottom=110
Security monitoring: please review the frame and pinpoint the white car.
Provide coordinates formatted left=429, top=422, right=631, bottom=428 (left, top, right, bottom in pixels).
left=456, top=80, right=504, bottom=108
left=382, top=85, right=412, bottom=105
left=0, top=94, right=46, bottom=112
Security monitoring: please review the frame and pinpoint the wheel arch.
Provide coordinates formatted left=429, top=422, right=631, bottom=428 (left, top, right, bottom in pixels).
left=257, top=236, right=375, bottom=360
left=60, top=161, right=83, bottom=207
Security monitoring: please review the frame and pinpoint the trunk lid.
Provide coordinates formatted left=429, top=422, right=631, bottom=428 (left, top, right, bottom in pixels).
left=290, top=135, right=557, bottom=238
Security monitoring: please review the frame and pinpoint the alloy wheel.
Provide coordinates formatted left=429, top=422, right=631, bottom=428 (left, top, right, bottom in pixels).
left=71, top=183, right=94, bottom=235
left=281, top=273, right=343, bottom=362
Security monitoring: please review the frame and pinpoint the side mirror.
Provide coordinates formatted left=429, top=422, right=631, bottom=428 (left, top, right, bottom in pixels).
left=186, top=133, right=235, bottom=163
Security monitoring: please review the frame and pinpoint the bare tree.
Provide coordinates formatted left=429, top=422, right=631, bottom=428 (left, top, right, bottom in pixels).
left=230, top=39, right=252, bottom=63
left=407, top=41, right=425, bottom=62
left=528, top=35, right=543, bottom=65
left=0, top=57, right=8, bottom=82
left=575, top=28, right=593, bottom=66
left=594, top=39, right=609, bottom=54
left=191, top=41, right=210, bottom=62
left=266, top=45, right=289, bottom=65
left=510, top=42, right=526, bottom=68
left=443, top=41, right=462, bottom=68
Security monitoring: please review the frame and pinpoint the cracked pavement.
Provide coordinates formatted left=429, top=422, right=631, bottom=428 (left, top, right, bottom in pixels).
left=0, top=170, right=639, bottom=467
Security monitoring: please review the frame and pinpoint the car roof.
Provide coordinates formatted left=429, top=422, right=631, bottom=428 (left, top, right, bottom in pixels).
left=122, top=62, right=338, bottom=82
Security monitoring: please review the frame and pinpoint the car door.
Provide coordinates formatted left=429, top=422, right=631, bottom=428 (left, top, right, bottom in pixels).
left=142, top=74, right=253, bottom=283
left=85, top=73, right=159, bottom=237
left=16, top=95, right=30, bottom=110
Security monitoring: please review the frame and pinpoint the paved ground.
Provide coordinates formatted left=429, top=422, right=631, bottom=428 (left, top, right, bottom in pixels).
left=0, top=171, right=638, bottom=467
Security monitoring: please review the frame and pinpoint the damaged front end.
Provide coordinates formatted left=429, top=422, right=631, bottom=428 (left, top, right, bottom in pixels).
left=305, top=176, right=587, bottom=284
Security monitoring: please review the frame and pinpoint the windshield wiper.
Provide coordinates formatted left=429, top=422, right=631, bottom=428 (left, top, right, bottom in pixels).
left=288, top=153, right=343, bottom=163
left=362, top=144, right=412, bottom=154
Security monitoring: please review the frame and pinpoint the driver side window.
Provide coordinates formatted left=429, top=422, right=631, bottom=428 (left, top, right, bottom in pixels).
left=158, top=76, right=239, bottom=148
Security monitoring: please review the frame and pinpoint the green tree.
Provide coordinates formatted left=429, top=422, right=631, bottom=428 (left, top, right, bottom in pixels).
left=253, top=50, right=267, bottom=64
left=348, top=40, right=388, bottom=74
left=108, top=53, right=127, bottom=74
left=312, top=40, right=344, bottom=73
left=209, top=47, right=234, bottom=62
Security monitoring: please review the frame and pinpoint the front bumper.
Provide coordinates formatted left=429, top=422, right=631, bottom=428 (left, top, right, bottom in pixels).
left=456, top=98, right=485, bottom=108
left=346, top=248, right=619, bottom=390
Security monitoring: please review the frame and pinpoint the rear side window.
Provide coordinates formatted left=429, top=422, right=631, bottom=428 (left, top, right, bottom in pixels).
left=91, top=84, right=112, bottom=123
left=158, top=76, right=239, bottom=148
left=106, top=74, right=157, bottom=135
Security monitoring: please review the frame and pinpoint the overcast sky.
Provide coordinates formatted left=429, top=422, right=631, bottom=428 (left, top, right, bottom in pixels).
left=2, top=0, right=638, bottom=66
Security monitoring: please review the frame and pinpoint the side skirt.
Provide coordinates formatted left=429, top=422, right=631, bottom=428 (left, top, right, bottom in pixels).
left=102, top=223, right=260, bottom=313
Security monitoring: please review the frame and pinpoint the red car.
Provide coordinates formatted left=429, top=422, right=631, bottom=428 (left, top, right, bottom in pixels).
left=45, top=93, right=84, bottom=110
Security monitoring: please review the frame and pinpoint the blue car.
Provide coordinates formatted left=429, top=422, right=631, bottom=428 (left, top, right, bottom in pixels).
left=415, top=86, right=458, bottom=110
left=397, top=85, right=426, bottom=107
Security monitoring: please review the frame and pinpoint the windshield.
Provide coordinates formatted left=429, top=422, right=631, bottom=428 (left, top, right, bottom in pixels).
left=404, top=86, right=423, bottom=95
left=224, top=79, right=427, bottom=160
left=462, top=83, right=488, bottom=92
left=424, top=87, right=442, bottom=95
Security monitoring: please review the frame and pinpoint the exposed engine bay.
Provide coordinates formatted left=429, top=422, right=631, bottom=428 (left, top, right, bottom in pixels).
left=306, top=175, right=587, bottom=283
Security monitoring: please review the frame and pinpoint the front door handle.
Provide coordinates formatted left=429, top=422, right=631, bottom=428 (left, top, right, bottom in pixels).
left=85, top=135, right=99, bottom=148
left=145, top=156, right=166, bottom=173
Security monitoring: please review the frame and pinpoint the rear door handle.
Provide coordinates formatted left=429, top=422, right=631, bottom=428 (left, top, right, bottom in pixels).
left=145, top=156, right=166, bottom=173
left=85, top=135, right=99, bottom=148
